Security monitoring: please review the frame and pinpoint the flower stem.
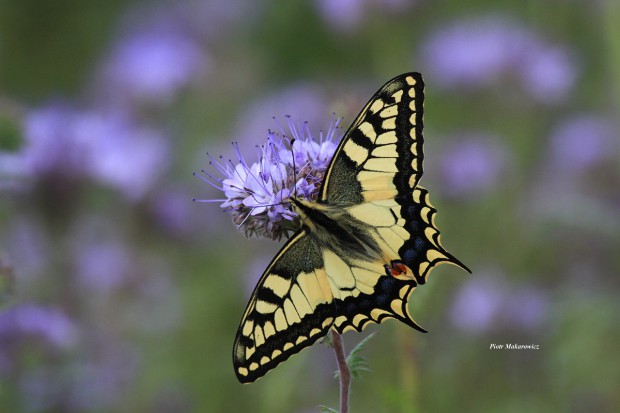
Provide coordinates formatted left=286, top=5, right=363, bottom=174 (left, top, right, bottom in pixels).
left=331, top=330, right=350, bottom=413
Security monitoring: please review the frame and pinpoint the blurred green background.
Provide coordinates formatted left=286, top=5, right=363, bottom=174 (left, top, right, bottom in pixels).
left=1, top=0, right=619, bottom=412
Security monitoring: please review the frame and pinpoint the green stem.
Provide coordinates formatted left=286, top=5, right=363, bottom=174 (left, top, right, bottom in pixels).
left=331, top=330, right=350, bottom=413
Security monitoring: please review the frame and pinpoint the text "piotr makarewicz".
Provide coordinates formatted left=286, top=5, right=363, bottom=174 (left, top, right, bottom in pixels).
left=489, top=343, right=540, bottom=350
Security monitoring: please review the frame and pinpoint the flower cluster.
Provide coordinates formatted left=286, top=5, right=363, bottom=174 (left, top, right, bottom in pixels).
left=421, top=15, right=578, bottom=104
left=6, top=103, right=169, bottom=201
left=195, top=116, right=342, bottom=240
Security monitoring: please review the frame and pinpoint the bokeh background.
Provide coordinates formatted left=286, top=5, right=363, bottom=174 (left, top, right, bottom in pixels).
left=1, top=0, right=619, bottom=412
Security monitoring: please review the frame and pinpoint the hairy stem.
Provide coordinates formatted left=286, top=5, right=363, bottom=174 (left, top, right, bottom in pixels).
left=331, top=330, right=350, bottom=413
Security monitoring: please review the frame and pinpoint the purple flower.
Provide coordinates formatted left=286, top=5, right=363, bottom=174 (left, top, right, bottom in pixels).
left=315, top=0, right=365, bottom=31
left=150, top=188, right=196, bottom=237
left=21, top=103, right=92, bottom=179
left=0, top=151, right=30, bottom=192
left=421, top=17, right=530, bottom=88
left=86, top=112, right=169, bottom=201
left=505, top=288, right=549, bottom=330
left=315, top=0, right=411, bottom=32
left=451, top=271, right=549, bottom=333
left=526, top=114, right=620, bottom=235
left=548, top=115, right=618, bottom=173
left=438, top=134, right=508, bottom=199
left=520, top=44, right=578, bottom=104
left=100, top=22, right=206, bottom=104
left=195, top=116, right=342, bottom=240
left=74, top=241, right=130, bottom=295
left=450, top=276, right=504, bottom=333
left=420, top=15, right=577, bottom=103
left=450, top=272, right=549, bottom=333
left=20, top=103, right=169, bottom=200
left=0, top=304, right=77, bottom=349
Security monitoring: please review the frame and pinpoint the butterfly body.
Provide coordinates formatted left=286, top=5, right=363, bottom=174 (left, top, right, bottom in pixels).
left=233, top=73, right=469, bottom=383
left=290, top=197, right=384, bottom=263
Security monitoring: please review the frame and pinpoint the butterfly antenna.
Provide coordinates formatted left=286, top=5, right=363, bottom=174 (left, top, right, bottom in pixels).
left=290, top=138, right=298, bottom=200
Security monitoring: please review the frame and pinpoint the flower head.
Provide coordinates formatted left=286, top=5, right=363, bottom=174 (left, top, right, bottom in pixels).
left=195, top=116, right=341, bottom=240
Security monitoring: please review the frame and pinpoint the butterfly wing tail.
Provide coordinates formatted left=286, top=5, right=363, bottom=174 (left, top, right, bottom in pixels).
left=397, top=186, right=470, bottom=285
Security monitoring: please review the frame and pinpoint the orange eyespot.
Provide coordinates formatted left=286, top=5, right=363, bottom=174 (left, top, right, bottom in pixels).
left=384, top=260, right=408, bottom=277
left=393, top=262, right=407, bottom=275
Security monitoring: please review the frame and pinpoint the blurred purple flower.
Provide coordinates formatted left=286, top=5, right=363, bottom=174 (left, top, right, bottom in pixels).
left=195, top=116, right=341, bottom=240
left=101, top=23, right=206, bottom=104
left=450, top=276, right=504, bottom=333
left=316, top=0, right=365, bottom=31
left=422, top=17, right=530, bottom=87
left=150, top=189, right=196, bottom=237
left=67, top=341, right=140, bottom=411
left=87, top=113, right=169, bottom=201
left=74, top=241, right=130, bottom=295
left=421, top=15, right=577, bottom=103
left=526, top=114, right=620, bottom=236
left=315, top=0, right=411, bottom=32
left=0, top=152, right=30, bottom=192
left=0, top=304, right=77, bottom=349
left=521, top=44, right=577, bottom=104
left=20, top=103, right=169, bottom=200
left=232, top=84, right=332, bottom=150
left=548, top=115, right=618, bottom=173
left=187, top=0, right=262, bottom=39
left=451, top=273, right=549, bottom=333
left=505, top=288, right=549, bottom=330
left=438, top=134, right=508, bottom=198
left=21, top=103, right=92, bottom=179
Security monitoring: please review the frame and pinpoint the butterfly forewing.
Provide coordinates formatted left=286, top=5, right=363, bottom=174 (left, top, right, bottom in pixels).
left=320, top=73, right=424, bottom=205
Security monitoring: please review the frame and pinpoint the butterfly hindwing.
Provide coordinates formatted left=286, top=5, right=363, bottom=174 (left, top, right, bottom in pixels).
left=331, top=186, right=469, bottom=334
left=233, top=231, right=336, bottom=383
left=320, top=73, right=424, bottom=206
left=396, top=186, right=470, bottom=284
left=326, top=255, right=421, bottom=334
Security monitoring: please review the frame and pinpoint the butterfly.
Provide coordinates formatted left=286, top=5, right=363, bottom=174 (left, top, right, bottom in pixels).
left=233, top=72, right=469, bottom=383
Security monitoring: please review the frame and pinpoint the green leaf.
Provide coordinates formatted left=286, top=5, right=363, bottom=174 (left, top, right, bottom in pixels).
left=318, top=405, right=338, bottom=413
left=334, top=332, right=376, bottom=380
